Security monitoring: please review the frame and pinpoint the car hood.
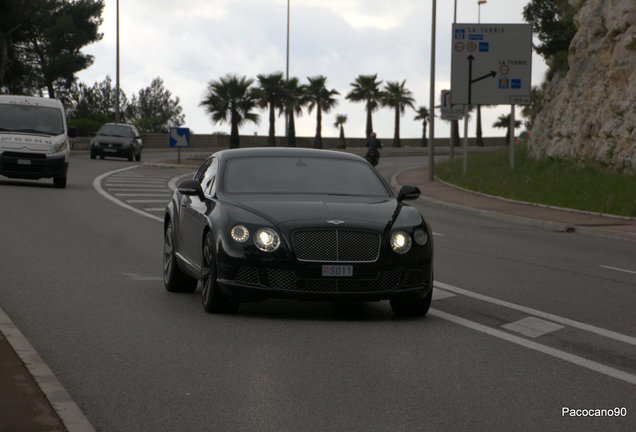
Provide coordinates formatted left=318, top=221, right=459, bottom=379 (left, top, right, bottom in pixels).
left=222, top=194, right=408, bottom=230
left=0, top=133, right=64, bottom=153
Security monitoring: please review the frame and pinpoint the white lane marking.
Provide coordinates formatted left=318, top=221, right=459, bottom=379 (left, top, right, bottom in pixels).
left=144, top=208, right=166, bottom=212
left=501, top=317, right=565, bottom=338
left=107, top=188, right=169, bottom=192
left=433, top=232, right=444, bottom=236
left=104, top=182, right=165, bottom=187
left=126, top=199, right=169, bottom=203
left=93, top=166, right=163, bottom=222
left=601, top=265, right=636, bottom=275
left=430, top=308, right=636, bottom=386
left=432, top=289, right=456, bottom=301
left=435, top=281, right=636, bottom=346
left=115, top=193, right=171, bottom=197
left=0, top=306, right=97, bottom=431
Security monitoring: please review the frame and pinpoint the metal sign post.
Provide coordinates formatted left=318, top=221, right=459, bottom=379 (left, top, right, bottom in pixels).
left=451, top=23, right=531, bottom=170
left=169, top=127, right=190, bottom=165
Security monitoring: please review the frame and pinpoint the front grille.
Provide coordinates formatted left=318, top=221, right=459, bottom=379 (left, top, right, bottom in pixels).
left=292, top=229, right=380, bottom=262
left=265, top=269, right=400, bottom=294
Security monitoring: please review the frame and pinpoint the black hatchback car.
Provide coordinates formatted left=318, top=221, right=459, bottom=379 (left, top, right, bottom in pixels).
left=163, top=148, right=434, bottom=316
left=90, top=123, right=143, bottom=161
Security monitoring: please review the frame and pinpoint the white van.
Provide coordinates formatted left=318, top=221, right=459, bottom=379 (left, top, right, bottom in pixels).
left=0, top=95, right=75, bottom=188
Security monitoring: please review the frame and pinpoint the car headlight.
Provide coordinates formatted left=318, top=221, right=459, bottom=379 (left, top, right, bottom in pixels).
left=390, top=230, right=412, bottom=254
left=52, top=140, right=68, bottom=153
left=254, top=228, right=280, bottom=252
left=413, top=229, right=428, bottom=246
left=230, top=225, right=249, bottom=242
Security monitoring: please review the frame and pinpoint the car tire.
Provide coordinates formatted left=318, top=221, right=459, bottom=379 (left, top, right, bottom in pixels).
left=99, top=155, right=105, bottom=160
left=135, top=150, right=141, bottom=162
left=128, top=149, right=134, bottom=161
left=53, top=176, right=67, bottom=188
left=201, top=231, right=239, bottom=314
left=163, top=220, right=197, bottom=293
left=390, top=289, right=432, bottom=317
left=90, top=151, right=96, bottom=160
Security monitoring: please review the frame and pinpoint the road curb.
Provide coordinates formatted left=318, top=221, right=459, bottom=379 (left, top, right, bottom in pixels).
left=0, top=306, right=96, bottom=432
left=391, top=171, right=636, bottom=241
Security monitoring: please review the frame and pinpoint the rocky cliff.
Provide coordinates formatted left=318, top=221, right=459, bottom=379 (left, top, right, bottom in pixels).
left=528, top=0, right=636, bottom=170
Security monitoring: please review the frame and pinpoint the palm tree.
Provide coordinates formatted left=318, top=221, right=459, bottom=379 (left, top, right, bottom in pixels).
left=493, top=113, right=522, bottom=142
left=346, top=74, right=382, bottom=138
left=199, top=74, right=259, bottom=149
left=280, top=77, right=307, bottom=147
left=334, top=114, right=347, bottom=148
left=305, top=75, right=339, bottom=149
left=381, top=80, right=415, bottom=147
left=414, top=106, right=429, bottom=147
left=476, top=105, right=485, bottom=146
left=254, top=72, right=285, bottom=146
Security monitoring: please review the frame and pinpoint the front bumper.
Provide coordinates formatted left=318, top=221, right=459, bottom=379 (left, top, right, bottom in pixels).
left=92, top=143, right=133, bottom=158
left=216, top=259, right=433, bottom=303
left=0, top=152, right=68, bottom=179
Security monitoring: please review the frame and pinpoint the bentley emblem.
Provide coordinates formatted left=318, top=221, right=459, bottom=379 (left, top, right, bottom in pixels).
left=326, top=220, right=345, bottom=225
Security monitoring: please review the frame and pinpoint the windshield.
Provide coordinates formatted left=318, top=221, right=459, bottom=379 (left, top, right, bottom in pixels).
left=97, top=124, right=134, bottom=138
left=0, top=103, right=64, bottom=136
left=223, top=156, right=390, bottom=197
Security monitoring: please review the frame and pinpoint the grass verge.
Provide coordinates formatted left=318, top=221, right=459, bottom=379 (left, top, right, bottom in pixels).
left=435, top=144, right=636, bottom=218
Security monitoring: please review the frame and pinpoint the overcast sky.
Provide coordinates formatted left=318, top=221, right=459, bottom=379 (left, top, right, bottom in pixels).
left=76, top=0, right=547, bottom=139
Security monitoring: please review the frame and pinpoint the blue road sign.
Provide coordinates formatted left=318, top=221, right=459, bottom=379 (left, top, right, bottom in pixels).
left=499, top=79, right=509, bottom=89
left=511, top=79, right=521, bottom=89
left=479, top=42, right=489, bottom=52
left=169, top=127, right=190, bottom=148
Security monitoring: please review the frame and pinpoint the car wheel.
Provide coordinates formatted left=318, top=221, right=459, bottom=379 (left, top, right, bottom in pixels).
left=135, top=150, right=141, bottom=162
left=201, top=231, right=239, bottom=314
left=390, top=289, right=432, bottom=317
left=90, top=151, right=96, bottom=159
left=163, top=220, right=197, bottom=293
left=99, top=155, right=105, bottom=160
left=128, top=149, right=134, bottom=161
left=53, top=177, right=67, bottom=188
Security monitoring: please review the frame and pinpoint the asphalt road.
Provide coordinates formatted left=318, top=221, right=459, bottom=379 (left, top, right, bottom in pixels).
left=1, top=150, right=634, bottom=432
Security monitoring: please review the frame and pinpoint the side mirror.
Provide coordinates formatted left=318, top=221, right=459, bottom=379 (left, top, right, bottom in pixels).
left=397, top=184, right=421, bottom=202
left=178, top=179, right=204, bottom=199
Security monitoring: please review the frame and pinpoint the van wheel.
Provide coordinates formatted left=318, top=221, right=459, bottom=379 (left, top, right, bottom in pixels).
left=135, top=151, right=141, bottom=162
left=53, top=177, right=67, bottom=188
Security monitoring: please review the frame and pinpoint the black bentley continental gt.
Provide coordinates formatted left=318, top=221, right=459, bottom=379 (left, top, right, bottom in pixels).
left=163, top=147, right=434, bottom=316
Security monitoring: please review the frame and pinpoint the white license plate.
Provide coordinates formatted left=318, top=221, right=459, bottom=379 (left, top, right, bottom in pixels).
left=322, top=265, right=353, bottom=277
left=17, top=159, right=32, bottom=165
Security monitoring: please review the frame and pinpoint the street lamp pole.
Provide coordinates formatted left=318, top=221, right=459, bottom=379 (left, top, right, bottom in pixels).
left=427, top=0, right=436, bottom=181
left=115, top=0, right=120, bottom=123
left=478, top=0, right=487, bottom=24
